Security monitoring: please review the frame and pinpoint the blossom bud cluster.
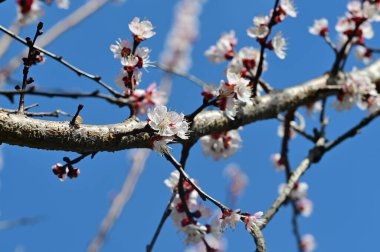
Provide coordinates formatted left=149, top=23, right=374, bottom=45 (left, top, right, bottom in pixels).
left=51, top=163, right=80, bottom=181
left=310, top=1, right=380, bottom=63
left=16, top=0, right=70, bottom=25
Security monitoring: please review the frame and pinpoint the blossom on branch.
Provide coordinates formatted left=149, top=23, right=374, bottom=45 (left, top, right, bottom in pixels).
left=147, top=105, right=189, bottom=139
left=267, top=32, right=287, bottom=59
left=247, top=15, right=270, bottom=39
left=201, top=130, right=241, bottom=160
left=300, top=234, right=317, bottom=252
left=128, top=17, right=156, bottom=42
left=205, top=31, right=237, bottom=63
left=309, top=18, right=329, bottom=37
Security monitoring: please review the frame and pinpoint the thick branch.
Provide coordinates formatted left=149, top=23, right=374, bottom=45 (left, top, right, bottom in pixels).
left=0, top=60, right=379, bottom=153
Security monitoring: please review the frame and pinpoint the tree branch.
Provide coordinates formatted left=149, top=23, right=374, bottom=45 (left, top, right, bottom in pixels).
left=0, top=60, right=379, bottom=153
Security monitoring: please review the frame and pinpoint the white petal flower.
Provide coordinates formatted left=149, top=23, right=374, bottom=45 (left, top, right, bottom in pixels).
left=221, top=209, right=241, bottom=231
left=244, top=211, right=265, bottom=230
left=300, top=234, right=317, bottom=252
left=271, top=153, right=285, bottom=171
left=201, top=130, right=241, bottom=160
left=280, top=0, right=297, bottom=18
left=164, top=170, right=180, bottom=190
left=271, top=32, right=287, bottom=59
left=147, top=105, right=189, bottom=139
left=183, top=224, right=207, bottom=245
left=295, top=198, right=313, bottom=217
left=115, top=69, right=142, bottom=91
left=309, top=18, right=329, bottom=36
left=110, top=39, right=132, bottom=60
left=355, top=45, right=372, bottom=64
left=129, top=17, right=156, bottom=41
left=247, top=15, right=270, bottom=39
left=205, top=31, right=237, bottom=63
left=135, top=47, right=153, bottom=69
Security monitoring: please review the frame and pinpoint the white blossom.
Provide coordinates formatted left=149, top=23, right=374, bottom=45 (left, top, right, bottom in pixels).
left=247, top=15, right=270, bottom=39
left=147, top=105, right=189, bottom=139
left=270, top=32, right=287, bottom=59
left=201, top=130, right=241, bottom=160
left=244, top=211, right=265, bottom=230
left=221, top=209, right=241, bottom=231
left=280, top=0, right=297, bottom=18
left=205, top=31, right=237, bottom=63
left=295, top=198, right=314, bottom=217
left=309, top=18, right=329, bottom=36
left=110, top=39, right=132, bottom=60
left=301, top=234, right=317, bottom=252
left=129, top=17, right=156, bottom=41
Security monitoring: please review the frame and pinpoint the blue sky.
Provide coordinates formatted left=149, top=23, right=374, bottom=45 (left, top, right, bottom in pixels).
left=0, top=0, right=380, bottom=251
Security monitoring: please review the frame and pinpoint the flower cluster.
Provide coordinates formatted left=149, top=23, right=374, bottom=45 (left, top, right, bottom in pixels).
left=203, top=1, right=298, bottom=120
left=147, top=105, right=189, bottom=153
left=201, top=130, right=241, bottom=160
left=111, top=17, right=155, bottom=93
left=164, top=171, right=221, bottom=246
left=51, top=163, right=80, bottom=181
left=279, top=182, right=313, bottom=217
left=310, top=1, right=380, bottom=63
left=331, top=71, right=380, bottom=113
left=16, top=0, right=69, bottom=25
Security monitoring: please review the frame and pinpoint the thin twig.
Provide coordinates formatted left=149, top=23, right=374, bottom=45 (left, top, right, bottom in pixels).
left=260, top=109, right=380, bottom=229
left=276, top=116, right=315, bottom=142
left=280, top=109, right=295, bottom=180
left=154, top=63, right=207, bottom=87
left=146, top=192, right=177, bottom=252
left=291, top=203, right=303, bottom=252
left=0, top=24, right=122, bottom=97
left=325, top=109, right=380, bottom=151
left=252, top=0, right=281, bottom=92
left=18, top=22, right=44, bottom=113
left=0, top=88, right=130, bottom=107
left=163, top=152, right=228, bottom=211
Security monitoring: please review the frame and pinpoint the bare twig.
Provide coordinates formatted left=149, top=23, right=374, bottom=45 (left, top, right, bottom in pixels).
left=261, top=109, right=380, bottom=229
left=146, top=192, right=177, bottom=252
left=0, top=88, right=130, bottom=107
left=154, top=63, right=207, bottom=87
left=164, top=152, right=228, bottom=211
left=0, top=23, right=122, bottom=97
left=18, top=22, right=44, bottom=113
